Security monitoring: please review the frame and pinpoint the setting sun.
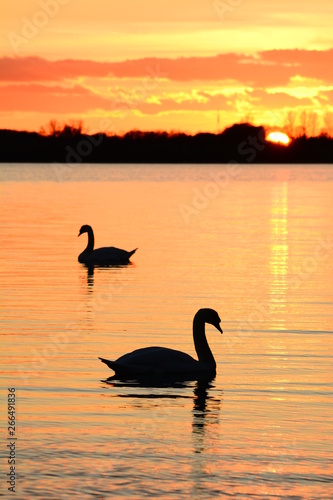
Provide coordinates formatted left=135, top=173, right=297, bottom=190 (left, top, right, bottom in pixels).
left=266, top=131, right=291, bottom=145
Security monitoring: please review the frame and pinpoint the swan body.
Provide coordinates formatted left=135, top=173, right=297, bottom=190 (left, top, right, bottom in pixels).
left=78, top=225, right=137, bottom=265
left=99, top=308, right=223, bottom=380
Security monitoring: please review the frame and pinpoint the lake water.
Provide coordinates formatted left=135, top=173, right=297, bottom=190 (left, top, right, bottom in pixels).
left=1, top=163, right=332, bottom=499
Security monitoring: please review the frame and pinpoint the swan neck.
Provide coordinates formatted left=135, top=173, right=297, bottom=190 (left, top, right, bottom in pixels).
left=86, top=227, right=94, bottom=252
left=193, top=316, right=215, bottom=366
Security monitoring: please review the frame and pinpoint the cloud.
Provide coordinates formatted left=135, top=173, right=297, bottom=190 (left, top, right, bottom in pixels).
left=0, top=78, right=330, bottom=119
left=250, top=90, right=314, bottom=108
left=0, top=57, right=112, bottom=82
left=260, top=49, right=333, bottom=83
left=0, top=83, right=113, bottom=113
left=137, top=91, right=231, bottom=114
left=1, top=49, right=332, bottom=87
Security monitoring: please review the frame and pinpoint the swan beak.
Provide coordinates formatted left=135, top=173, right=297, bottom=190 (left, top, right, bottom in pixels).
left=217, top=324, right=223, bottom=334
left=78, top=231, right=81, bottom=237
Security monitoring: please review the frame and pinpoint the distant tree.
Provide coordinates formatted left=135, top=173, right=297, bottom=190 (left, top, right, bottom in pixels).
left=284, top=111, right=297, bottom=138
left=300, top=110, right=308, bottom=137
left=39, top=119, right=61, bottom=137
left=323, top=112, right=333, bottom=137
left=220, top=122, right=265, bottom=143
left=240, top=114, right=254, bottom=125
left=39, top=119, right=84, bottom=138
left=59, top=120, right=84, bottom=138
left=307, top=112, right=318, bottom=137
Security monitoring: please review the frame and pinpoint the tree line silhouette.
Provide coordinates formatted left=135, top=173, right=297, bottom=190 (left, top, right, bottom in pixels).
left=0, top=122, right=332, bottom=163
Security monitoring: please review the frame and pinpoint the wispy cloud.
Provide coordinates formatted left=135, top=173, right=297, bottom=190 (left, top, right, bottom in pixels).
left=1, top=50, right=332, bottom=85
left=0, top=83, right=112, bottom=113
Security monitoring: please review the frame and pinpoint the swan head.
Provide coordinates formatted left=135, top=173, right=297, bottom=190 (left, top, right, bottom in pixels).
left=196, top=308, right=223, bottom=334
left=78, top=224, right=92, bottom=237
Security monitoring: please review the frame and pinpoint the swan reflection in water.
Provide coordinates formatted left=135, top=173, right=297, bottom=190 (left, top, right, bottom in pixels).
left=81, top=261, right=135, bottom=289
left=191, top=379, right=222, bottom=457
left=103, top=378, right=220, bottom=413
left=102, top=377, right=222, bottom=457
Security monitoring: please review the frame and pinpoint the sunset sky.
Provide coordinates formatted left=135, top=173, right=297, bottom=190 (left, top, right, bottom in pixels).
left=1, top=0, right=332, bottom=135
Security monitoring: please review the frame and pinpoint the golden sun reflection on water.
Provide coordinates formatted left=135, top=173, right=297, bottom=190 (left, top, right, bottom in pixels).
left=270, top=183, right=289, bottom=330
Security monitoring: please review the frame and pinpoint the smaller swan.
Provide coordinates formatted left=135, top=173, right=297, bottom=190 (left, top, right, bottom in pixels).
left=99, top=308, right=223, bottom=381
left=78, top=225, right=137, bottom=265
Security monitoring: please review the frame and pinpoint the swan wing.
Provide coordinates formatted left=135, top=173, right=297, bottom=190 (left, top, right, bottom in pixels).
left=81, top=246, right=137, bottom=264
left=94, top=246, right=136, bottom=260
left=100, top=347, right=200, bottom=376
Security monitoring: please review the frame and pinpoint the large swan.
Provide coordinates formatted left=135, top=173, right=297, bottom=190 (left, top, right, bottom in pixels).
left=99, top=308, right=223, bottom=380
left=78, top=225, right=137, bottom=265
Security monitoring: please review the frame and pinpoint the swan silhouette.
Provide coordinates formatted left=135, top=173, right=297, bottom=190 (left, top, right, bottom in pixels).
left=99, top=308, right=223, bottom=380
left=78, top=225, right=137, bottom=265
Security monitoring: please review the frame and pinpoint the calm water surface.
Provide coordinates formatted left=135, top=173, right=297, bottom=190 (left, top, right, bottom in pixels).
left=1, top=163, right=332, bottom=499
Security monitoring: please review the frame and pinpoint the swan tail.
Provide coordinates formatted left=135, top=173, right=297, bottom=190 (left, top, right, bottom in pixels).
left=128, top=248, right=138, bottom=258
left=99, top=357, right=119, bottom=372
left=99, top=357, right=136, bottom=377
left=99, top=356, right=149, bottom=378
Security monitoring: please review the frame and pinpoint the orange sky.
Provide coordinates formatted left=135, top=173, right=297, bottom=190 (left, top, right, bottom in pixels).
left=1, top=0, right=332, bottom=135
